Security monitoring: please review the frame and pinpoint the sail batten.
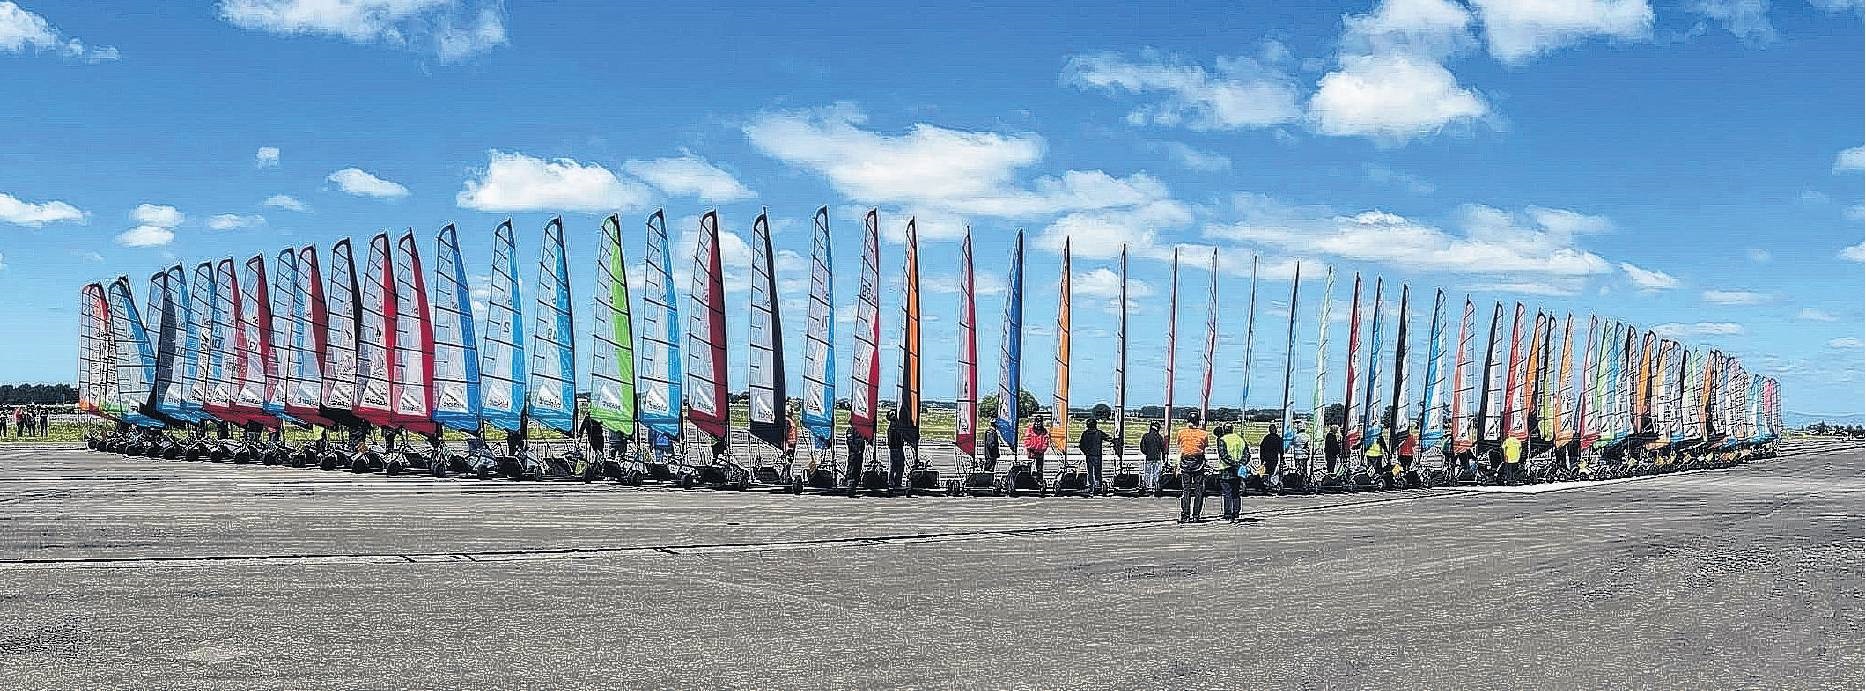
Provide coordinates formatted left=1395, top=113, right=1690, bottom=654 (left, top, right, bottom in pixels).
left=355, top=235, right=395, bottom=428
left=234, top=254, right=279, bottom=428
left=284, top=246, right=331, bottom=426
left=107, top=276, right=163, bottom=428
left=320, top=242, right=364, bottom=426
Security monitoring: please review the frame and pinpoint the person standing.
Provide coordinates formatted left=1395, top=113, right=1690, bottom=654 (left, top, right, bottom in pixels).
left=1216, top=424, right=1246, bottom=521
left=1077, top=418, right=1110, bottom=496
left=1024, top=420, right=1050, bottom=490
left=1324, top=425, right=1343, bottom=476
left=1259, top=427, right=1284, bottom=495
left=1175, top=416, right=1212, bottom=522
left=38, top=408, right=48, bottom=438
left=885, top=410, right=907, bottom=490
left=982, top=426, right=1001, bottom=472
left=844, top=428, right=867, bottom=496
left=1141, top=421, right=1166, bottom=493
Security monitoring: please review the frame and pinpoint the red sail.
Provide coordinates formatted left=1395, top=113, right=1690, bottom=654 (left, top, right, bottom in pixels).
left=1342, top=274, right=1363, bottom=449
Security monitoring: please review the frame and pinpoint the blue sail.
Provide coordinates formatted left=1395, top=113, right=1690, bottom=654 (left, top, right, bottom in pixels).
left=528, top=217, right=576, bottom=434
left=432, top=224, right=483, bottom=432
left=1418, top=290, right=1447, bottom=451
left=801, top=207, right=836, bottom=446
left=639, top=210, right=684, bottom=440
left=480, top=220, right=528, bottom=432
left=1362, top=280, right=1385, bottom=450
left=993, top=231, right=1025, bottom=445
left=108, top=277, right=165, bottom=428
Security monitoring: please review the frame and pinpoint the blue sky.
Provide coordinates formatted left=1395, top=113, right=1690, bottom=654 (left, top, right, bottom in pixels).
left=2, top=0, right=1860, bottom=418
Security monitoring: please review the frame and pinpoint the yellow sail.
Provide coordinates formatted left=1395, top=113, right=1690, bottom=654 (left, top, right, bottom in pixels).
left=1051, top=237, right=1071, bottom=451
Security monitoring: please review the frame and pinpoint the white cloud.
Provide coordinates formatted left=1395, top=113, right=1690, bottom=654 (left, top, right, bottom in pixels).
left=255, top=146, right=280, bottom=168
left=116, top=225, right=175, bottom=247
left=1060, top=48, right=1301, bottom=131
left=1835, top=146, right=1864, bottom=173
left=217, top=0, right=506, bottom=62
left=1827, top=337, right=1863, bottom=349
left=1467, top=280, right=1580, bottom=296
left=667, top=215, right=755, bottom=295
left=925, top=271, right=1007, bottom=296
left=1702, top=289, right=1769, bottom=305
left=1618, top=262, right=1679, bottom=290
left=1653, top=321, right=1744, bottom=338
left=1038, top=199, right=1194, bottom=260
left=1158, top=141, right=1232, bottom=172
left=456, top=150, right=651, bottom=212
left=1342, top=0, right=1476, bottom=57
left=1809, top=0, right=1863, bottom=14
left=207, top=213, right=265, bottom=230
left=131, top=203, right=183, bottom=227
left=263, top=194, right=307, bottom=211
left=1687, top=0, right=1777, bottom=44
left=0, top=2, right=117, bottom=61
left=1308, top=53, right=1488, bottom=142
left=1745, top=248, right=1770, bottom=262
left=0, top=192, right=85, bottom=226
left=1469, top=0, right=1654, bottom=65
left=1797, top=308, right=1837, bottom=321
left=622, top=154, right=755, bottom=202
left=1073, top=266, right=1155, bottom=300
left=1363, top=163, right=1436, bottom=194
left=1841, top=242, right=1864, bottom=262
left=327, top=167, right=409, bottom=199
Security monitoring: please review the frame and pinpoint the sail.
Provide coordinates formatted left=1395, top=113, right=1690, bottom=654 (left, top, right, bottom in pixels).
left=1311, top=267, right=1334, bottom=460
left=432, top=225, right=482, bottom=432
left=685, top=211, right=727, bottom=440
left=1161, top=248, right=1179, bottom=440
left=899, top=217, right=922, bottom=437
left=993, top=230, right=1025, bottom=445
left=170, top=265, right=206, bottom=422
left=1389, top=284, right=1411, bottom=442
left=1522, top=313, right=1544, bottom=441
left=203, top=259, right=239, bottom=422
left=1553, top=315, right=1576, bottom=445
left=285, top=246, right=331, bottom=426
left=107, top=277, right=163, bottom=427
left=589, top=215, right=636, bottom=438
left=1198, top=248, right=1217, bottom=423
left=850, top=209, right=882, bottom=441
left=1052, top=237, right=1072, bottom=450
left=530, top=217, right=577, bottom=435
left=77, top=284, right=106, bottom=417
left=1240, top=256, right=1259, bottom=411
left=955, top=228, right=977, bottom=456
left=264, top=250, right=296, bottom=421
left=1476, top=302, right=1503, bottom=445
left=235, top=254, right=279, bottom=428
left=1502, top=303, right=1527, bottom=442
left=321, top=241, right=363, bottom=425
left=1418, top=289, right=1447, bottom=452
left=355, top=234, right=395, bottom=428
left=187, top=263, right=218, bottom=421
left=748, top=210, right=788, bottom=448
left=1114, top=246, right=1129, bottom=458
left=146, top=266, right=190, bottom=422
left=479, top=221, right=527, bottom=432
left=390, top=230, right=438, bottom=435
left=1360, top=278, right=1384, bottom=451
left=1449, top=297, right=1476, bottom=453
left=802, top=207, right=836, bottom=447
left=1278, top=262, right=1301, bottom=438
left=1342, top=273, right=1362, bottom=449
left=638, top=211, right=681, bottom=440
left=94, top=282, right=126, bottom=420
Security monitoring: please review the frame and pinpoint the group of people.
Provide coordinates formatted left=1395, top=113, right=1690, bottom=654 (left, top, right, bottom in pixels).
left=1140, top=416, right=1291, bottom=524
left=2, top=405, right=50, bottom=437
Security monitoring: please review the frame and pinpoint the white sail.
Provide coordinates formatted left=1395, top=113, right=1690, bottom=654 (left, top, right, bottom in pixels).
left=802, top=207, right=836, bottom=446
left=321, top=241, right=361, bottom=416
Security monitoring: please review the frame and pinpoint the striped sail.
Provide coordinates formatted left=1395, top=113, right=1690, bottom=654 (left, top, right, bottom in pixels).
left=1389, top=284, right=1411, bottom=441
left=1311, top=267, right=1334, bottom=462
left=898, top=217, right=922, bottom=438
left=187, top=263, right=217, bottom=420
left=748, top=211, right=788, bottom=448
left=285, top=246, right=330, bottom=425
left=531, top=217, right=576, bottom=435
left=147, top=266, right=191, bottom=422
left=802, top=207, right=835, bottom=447
left=204, top=259, right=239, bottom=422
left=638, top=211, right=682, bottom=440
left=93, top=282, right=125, bottom=420
left=1477, top=302, right=1504, bottom=445
left=1522, top=313, right=1544, bottom=441
left=107, top=277, right=163, bottom=427
left=432, top=225, right=482, bottom=432
left=1240, top=256, right=1259, bottom=412
left=1576, top=317, right=1599, bottom=449
left=589, top=215, right=637, bottom=438
left=1554, top=315, right=1576, bottom=445
left=1161, top=248, right=1178, bottom=441
left=1502, top=303, right=1527, bottom=442
left=1418, top=289, right=1447, bottom=452
left=1360, top=278, right=1384, bottom=451
left=1449, top=297, right=1476, bottom=453
left=265, top=250, right=296, bottom=421
left=481, top=221, right=527, bottom=433
left=1051, top=237, right=1071, bottom=450
left=235, top=254, right=277, bottom=427
left=321, top=241, right=363, bottom=424
left=1342, top=274, right=1362, bottom=450
left=392, top=230, right=438, bottom=435
left=1278, top=262, right=1301, bottom=439
left=171, top=265, right=206, bottom=421
left=850, top=210, right=881, bottom=440
left=1198, top=248, right=1216, bottom=423
left=78, top=284, right=107, bottom=417
left=954, top=229, right=977, bottom=456
left=993, top=230, right=1025, bottom=445
left=685, top=211, right=727, bottom=440
left=355, top=234, right=395, bottom=428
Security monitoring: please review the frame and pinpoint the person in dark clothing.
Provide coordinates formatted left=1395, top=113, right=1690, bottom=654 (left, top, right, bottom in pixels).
left=1077, top=418, right=1110, bottom=496
left=710, top=433, right=728, bottom=465
left=982, top=426, right=1001, bottom=471
left=1323, top=425, right=1343, bottom=476
left=1260, top=428, right=1284, bottom=494
left=38, top=409, right=48, bottom=437
left=1176, top=419, right=1211, bottom=522
left=1141, top=421, right=1167, bottom=492
left=844, top=428, right=866, bottom=496
left=885, top=411, right=907, bottom=489
left=580, top=414, right=605, bottom=457
left=506, top=410, right=528, bottom=456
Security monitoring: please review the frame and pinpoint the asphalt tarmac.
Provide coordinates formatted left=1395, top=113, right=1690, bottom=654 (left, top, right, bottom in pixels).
left=1, top=440, right=1859, bottom=689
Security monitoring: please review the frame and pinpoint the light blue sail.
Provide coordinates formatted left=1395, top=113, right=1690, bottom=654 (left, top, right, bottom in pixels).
left=480, top=220, right=527, bottom=432
left=993, top=231, right=1025, bottom=445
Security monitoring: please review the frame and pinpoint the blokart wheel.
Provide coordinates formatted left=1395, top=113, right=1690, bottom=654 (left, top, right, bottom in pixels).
left=319, top=454, right=338, bottom=471
left=430, top=459, right=447, bottom=477
left=475, top=464, right=492, bottom=480
left=385, top=459, right=402, bottom=476
left=678, top=473, right=694, bottom=490
left=787, top=478, right=803, bottom=494
left=350, top=456, right=369, bottom=473
left=581, top=463, right=598, bottom=484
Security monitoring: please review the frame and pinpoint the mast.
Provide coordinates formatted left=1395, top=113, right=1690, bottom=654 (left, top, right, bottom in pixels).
left=898, top=217, right=921, bottom=444
left=432, top=225, right=482, bottom=433
left=1418, top=289, right=1446, bottom=453
left=391, top=230, right=438, bottom=436
left=355, top=234, right=395, bottom=430
left=638, top=211, right=682, bottom=442
left=954, top=228, right=977, bottom=458
left=1053, top=237, right=1072, bottom=455
left=1198, top=248, right=1216, bottom=424
left=1278, top=261, right=1301, bottom=439
left=748, top=210, right=788, bottom=449
left=993, top=230, right=1025, bottom=455
left=685, top=211, right=728, bottom=441
left=319, top=243, right=362, bottom=427
left=1114, top=245, right=1128, bottom=464
left=1341, top=273, right=1362, bottom=450
left=1162, top=248, right=1178, bottom=440
left=802, top=207, right=836, bottom=448
left=589, top=214, right=637, bottom=439
left=850, top=209, right=882, bottom=442
left=77, top=284, right=103, bottom=418
left=1311, top=267, right=1334, bottom=475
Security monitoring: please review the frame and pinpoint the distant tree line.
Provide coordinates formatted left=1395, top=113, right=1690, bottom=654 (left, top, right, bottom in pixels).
left=0, top=384, right=76, bottom=405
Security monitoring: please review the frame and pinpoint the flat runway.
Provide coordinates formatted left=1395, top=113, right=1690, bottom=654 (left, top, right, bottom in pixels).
left=1, top=441, right=1859, bottom=689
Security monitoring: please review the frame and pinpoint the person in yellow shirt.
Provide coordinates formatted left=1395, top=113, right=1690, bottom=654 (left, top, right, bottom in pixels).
left=1500, top=435, right=1522, bottom=485
left=1175, top=417, right=1212, bottom=522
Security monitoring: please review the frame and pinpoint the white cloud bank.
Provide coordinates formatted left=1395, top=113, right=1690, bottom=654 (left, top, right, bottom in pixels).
left=217, top=0, right=506, bottom=62
left=0, top=1, right=118, bottom=62
left=1060, top=48, right=1301, bottom=131
left=117, top=203, right=183, bottom=247
left=0, top=192, right=85, bottom=226
left=622, top=154, right=755, bottom=202
left=328, top=167, right=409, bottom=199
left=457, top=150, right=651, bottom=212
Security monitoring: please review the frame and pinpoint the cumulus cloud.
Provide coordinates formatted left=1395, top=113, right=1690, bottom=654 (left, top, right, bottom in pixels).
left=1835, top=146, right=1864, bottom=173
left=1841, top=242, right=1864, bottom=262
left=255, top=146, right=280, bottom=168
left=1038, top=200, right=1194, bottom=260
left=131, top=203, right=183, bottom=227
left=1686, top=0, right=1777, bottom=44
left=622, top=154, right=755, bottom=202
left=0, top=2, right=118, bottom=62
left=327, top=167, right=409, bottom=199
left=207, top=213, right=265, bottom=230
left=1796, top=308, right=1837, bottom=322
left=1341, top=0, right=1477, bottom=57
left=1060, top=47, right=1301, bottom=131
left=1653, top=321, right=1744, bottom=338
left=1827, top=337, right=1863, bottom=349
left=1158, top=141, right=1232, bottom=172
left=1468, top=0, right=1654, bottom=65
left=456, top=150, right=651, bottom=212
left=1618, top=262, right=1679, bottom=290
left=1702, top=289, right=1769, bottom=305
left=1809, top=0, right=1863, bottom=14
left=217, top=0, right=506, bottom=62
left=117, top=203, right=183, bottom=247
left=0, top=192, right=85, bottom=226
left=263, top=194, right=307, bottom=211
left=1308, top=52, right=1488, bottom=142
left=116, top=225, right=175, bottom=247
